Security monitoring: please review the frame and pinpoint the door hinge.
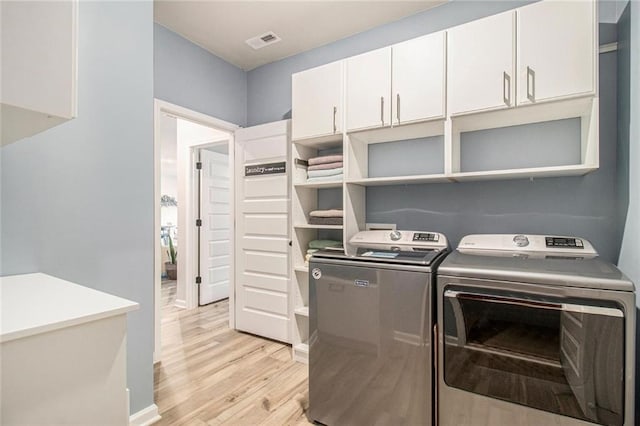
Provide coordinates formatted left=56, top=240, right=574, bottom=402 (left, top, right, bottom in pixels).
left=195, top=276, right=202, bottom=284
left=196, top=219, right=202, bottom=227
left=196, top=161, right=202, bottom=170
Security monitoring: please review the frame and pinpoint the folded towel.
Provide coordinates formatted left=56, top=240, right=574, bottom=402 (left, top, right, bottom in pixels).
left=306, top=174, right=343, bottom=183
left=308, top=167, right=344, bottom=178
left=309, top=217, right=343, bottom=225
left=308, top=161, right=343, bottom=171
left=308, top=154, right=343, bottom=166
left=309, top=240, right=342, bottom=250
left=309, top=209, right=343, bottom=218
left=307, top=249, right=319, bottom=254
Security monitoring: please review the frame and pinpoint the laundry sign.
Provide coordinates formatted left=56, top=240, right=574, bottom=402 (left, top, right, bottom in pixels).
left=245, top=161, right=286, bottom=176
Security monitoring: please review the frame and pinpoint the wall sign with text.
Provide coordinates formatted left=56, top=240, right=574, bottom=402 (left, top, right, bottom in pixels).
left=245, top=162, right=286, bottom=177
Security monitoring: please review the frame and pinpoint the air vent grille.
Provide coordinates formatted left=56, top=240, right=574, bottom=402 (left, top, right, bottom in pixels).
left=245, top=31, right=281, bottom=50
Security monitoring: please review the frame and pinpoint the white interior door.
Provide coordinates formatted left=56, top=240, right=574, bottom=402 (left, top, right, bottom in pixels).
left=199, top=149, right=231, bottom=305
left=234, top=121, right=291, bottom=343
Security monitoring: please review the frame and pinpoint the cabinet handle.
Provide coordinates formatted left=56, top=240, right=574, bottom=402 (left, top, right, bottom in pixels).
left=332, top=106, right=337, bottom=134
left=380, top=96, right=384, bottom=125
left=526, top=66, right=536, bottom=102
left=503, top=72, right=511, bottom=106
left=396, top=94, right=400, bottom=123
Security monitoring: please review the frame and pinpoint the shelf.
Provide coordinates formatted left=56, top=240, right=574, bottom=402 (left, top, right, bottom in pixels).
left=348, top=119, right=444, bottom=144
left=294, top=265, right=309, bottom=273
left=294, top=307, right=309, bottom=317
left=292, top=132, right=342, bottom=148
left=450, top=164, right=597, bottom=182
left=294, top=223, right=343, bottom=230
left=294, top=180, right=343, bottom=189
left=346, top=174, right=451, bottom=186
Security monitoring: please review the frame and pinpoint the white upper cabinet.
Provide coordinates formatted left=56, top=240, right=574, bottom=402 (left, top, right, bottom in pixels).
left=346, top=47, right=392, bottom=132
left=292, top=61, right=344, bottom=141
left=392, top=32, right=446, bottom=125
left=447, top=11, right=516, bottom=116
left=517, top=0, right=596, bottom=105
left=1, top=0, right=78, bottom=146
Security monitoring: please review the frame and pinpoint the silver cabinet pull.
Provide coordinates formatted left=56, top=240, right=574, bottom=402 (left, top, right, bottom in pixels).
left=396, top=93, right=401, bottom=123
left=503, top=72, right=511, bottom=106
left=380, top=96, right=384, bottom=125
left=526, top=66, right=535, bottom=102
left=332, top=106, right=337, bottom=134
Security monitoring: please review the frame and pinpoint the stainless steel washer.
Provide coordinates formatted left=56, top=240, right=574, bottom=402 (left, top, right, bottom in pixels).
left=437, top=234, right=636, bottom=426
left=308, top=230, right=449, bottom=425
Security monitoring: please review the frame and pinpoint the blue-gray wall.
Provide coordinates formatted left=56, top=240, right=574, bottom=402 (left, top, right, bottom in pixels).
left=617, top=1, right=640, bottom=288
left=154, top=24, right=247, bottom=126
left=0, top=1, right=154, bottom=413
left=246, top=0, right=627, bottom=263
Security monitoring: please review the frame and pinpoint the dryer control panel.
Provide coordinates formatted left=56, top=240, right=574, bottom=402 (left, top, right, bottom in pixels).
left=458, top=234, right=597, bottom=256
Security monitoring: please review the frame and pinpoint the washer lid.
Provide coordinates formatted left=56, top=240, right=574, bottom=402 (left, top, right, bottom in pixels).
left=438, top=250, right=634, bottom=292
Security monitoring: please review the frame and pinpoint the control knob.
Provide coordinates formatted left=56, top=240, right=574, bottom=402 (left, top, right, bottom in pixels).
left=513, top=235, right=529, bottom=247
left=389, top=231, right=402, bottom=241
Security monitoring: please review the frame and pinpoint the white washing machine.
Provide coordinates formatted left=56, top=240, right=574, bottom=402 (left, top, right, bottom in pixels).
left=437, top=234, right=636, bottom=426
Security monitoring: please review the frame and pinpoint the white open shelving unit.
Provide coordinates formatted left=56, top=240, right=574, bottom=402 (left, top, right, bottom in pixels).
left=289, top=0, right=599, bottom=363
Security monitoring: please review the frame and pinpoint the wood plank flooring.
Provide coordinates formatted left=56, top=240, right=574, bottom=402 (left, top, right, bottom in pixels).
left=154, top=281, right=311, bottom=425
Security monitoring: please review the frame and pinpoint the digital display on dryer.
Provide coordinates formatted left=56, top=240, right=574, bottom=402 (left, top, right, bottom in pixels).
left=545, top=237, right=584, bottom=248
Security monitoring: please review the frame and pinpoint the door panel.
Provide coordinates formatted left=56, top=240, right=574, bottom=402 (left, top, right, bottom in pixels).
left=346, top=47, right=392, bottom=131
left=199, top=149, right=231, bottom=305
left=292, top=61, right=343, bottom=140
left=392, top=32, right=446, bottom=125
left=517, top=0, right=595, bottom=105
left=448, top=11, right=515, bottom=115
left=235, top=121, right=291, bottom=343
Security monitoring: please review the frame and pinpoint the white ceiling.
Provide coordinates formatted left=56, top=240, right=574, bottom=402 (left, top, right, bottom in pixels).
left=154, top=1, right=447, bottom=71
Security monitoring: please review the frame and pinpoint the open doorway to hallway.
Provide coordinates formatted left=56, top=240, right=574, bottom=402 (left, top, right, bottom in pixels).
left=154, top=99, right=238, bottom=364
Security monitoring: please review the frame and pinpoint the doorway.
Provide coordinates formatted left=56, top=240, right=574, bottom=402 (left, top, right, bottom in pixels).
left=154, top=99, right=238, bottom=363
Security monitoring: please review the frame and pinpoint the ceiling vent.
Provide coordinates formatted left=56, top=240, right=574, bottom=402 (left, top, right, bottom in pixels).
left=245, top=31, right=282, bottom=50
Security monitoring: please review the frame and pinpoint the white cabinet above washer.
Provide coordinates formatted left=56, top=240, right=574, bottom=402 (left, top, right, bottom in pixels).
left=392, top=32, right=446, bottom=126
left=346, top=47, right=392, bottom=132
left=447, top=11, right=516, bottom=116
left=517, top=0, right=597, bottom=105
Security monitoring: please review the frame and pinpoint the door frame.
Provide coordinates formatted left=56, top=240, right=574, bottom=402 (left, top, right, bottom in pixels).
left=153, top=99, right=238, bottom=363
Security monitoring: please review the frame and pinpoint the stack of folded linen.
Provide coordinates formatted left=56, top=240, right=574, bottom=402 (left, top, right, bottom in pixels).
left=307, top=154, right=343, bottom=182
left=308, top=209, right=343, bottom=226
left=305, top=239, right=343, bottom=264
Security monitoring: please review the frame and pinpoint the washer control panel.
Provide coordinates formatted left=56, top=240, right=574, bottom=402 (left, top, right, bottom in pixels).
left=458, top=234, right=597, bottom=256
left=350, top=230, right=448, bottom=251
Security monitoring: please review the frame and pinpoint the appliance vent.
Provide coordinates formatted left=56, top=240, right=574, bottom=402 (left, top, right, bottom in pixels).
left=245, top=31, right=281, bottom=50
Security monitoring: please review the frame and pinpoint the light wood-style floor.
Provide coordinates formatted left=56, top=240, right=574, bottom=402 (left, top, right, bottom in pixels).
left=154, top=281, right=311, bottom=425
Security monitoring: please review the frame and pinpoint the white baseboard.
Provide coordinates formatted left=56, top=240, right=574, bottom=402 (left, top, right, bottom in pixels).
left=174, top=298, right=187, bottom=309
left=130, top=404, right=161, bottom=426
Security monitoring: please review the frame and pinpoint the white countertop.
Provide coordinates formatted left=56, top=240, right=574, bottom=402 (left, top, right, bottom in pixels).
left=0, top=273, right=139, bottom=343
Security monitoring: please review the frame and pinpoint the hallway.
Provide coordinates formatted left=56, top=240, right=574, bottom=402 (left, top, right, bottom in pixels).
left=154, top=281, right=310, bottom=425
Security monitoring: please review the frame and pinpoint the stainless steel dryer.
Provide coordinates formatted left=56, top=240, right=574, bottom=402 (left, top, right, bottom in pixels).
left=308, top=230, right=449, bottom=425
left=437, top=234, right=636, bottom=426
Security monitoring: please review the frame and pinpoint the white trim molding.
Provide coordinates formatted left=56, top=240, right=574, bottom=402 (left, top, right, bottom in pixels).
left=129, top=404, right=161, bottom=426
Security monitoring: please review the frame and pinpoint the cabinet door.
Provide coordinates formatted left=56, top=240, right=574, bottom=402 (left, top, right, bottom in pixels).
left=346, top=47, right=392, bottom=131
left=392, top=32, right=446, bottom=125
left=292, top=61, right=343, bottom=140
left=517, top=1, right=596, bottom=105
left=448, top=11, right=515, bottom=116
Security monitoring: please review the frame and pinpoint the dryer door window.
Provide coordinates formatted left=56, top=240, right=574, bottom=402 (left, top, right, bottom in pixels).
left=442, top=286, right=625, bottom=425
